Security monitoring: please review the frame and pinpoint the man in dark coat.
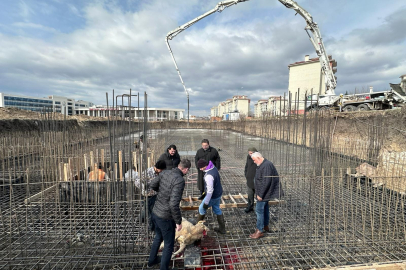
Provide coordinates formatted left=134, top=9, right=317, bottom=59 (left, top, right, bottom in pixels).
left=249, top=152, right=284, bottom=239
left=147, top=159, right=191, bottom=269
left=195, top=139, right=221, bottom=200
left=244, top=147, right=257, bottom=213
left=158, top=144, right=181, bottom=170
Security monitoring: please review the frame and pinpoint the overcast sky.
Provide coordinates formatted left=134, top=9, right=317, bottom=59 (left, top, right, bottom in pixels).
left=0, top=0, right=405, bottom=116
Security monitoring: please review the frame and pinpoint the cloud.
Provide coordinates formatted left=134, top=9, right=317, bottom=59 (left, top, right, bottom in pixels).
left=18, top=0, right=35, bottom=21
left=0, top=0, right=405, bottom=116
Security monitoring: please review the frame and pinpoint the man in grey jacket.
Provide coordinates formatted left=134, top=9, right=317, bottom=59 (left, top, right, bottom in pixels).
left=249, top=152, right=284, bottom=239
left=147, top=159, right=191, bottom=269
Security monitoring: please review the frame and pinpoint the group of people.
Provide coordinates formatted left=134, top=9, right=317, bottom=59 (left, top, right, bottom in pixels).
left=143, top=138, right=283, bottom=269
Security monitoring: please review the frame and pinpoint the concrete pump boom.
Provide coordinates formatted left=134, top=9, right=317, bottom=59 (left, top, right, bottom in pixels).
left=165, top=0, right=337, bottom=98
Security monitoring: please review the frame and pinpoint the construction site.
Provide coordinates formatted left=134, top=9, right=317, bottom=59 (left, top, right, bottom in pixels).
left=1, top=94, right=406, bottom=270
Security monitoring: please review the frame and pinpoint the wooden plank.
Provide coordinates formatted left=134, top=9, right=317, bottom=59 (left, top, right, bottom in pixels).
left=24, top=184, right=56, bottom=204
left=180, top=193, right=284, bottom=211
left=239, top=193, right=248, bottom=204
left=228, top=193, right=237, bottom=206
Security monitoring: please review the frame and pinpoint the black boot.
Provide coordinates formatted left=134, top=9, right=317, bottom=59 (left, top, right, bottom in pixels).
left=244, top=198, right=253, bottom=213
left=198, top=192, right=206, bottom=200
left=214, top=214, right=226, bottom=234
left=197, top=214, right=205, bottom=222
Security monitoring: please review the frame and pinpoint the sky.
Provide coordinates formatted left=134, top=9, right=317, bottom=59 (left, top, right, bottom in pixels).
left=0, top=0, right=405, bottom=116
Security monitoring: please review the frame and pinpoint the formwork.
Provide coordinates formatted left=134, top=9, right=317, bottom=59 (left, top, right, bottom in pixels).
left=1, top=96, right=406, bottom=269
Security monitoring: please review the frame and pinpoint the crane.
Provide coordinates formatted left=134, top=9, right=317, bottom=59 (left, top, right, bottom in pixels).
left=165, top=0, right=338, bottom=118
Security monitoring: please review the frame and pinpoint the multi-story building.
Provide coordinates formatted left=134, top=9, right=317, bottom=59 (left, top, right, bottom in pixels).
left=211, top=95, right=250, bottom=120
left=288, top=55, right=337, bottom=101
left=0, top=93, right=93, bottom=115
left=254, top=99, right=269, bottom=118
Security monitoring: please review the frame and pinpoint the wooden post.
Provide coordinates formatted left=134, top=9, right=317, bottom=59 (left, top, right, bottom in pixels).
left=101, top=149, right=105, bottom=169
left=63, top=163, right=69, bottom=181
left=133, top=151, right=137, bottom=172
left=90, top=151, right=94, bottom=171
left=94, top=163, right=98, bottom=181
left=119, top=150, right=123, bottom=180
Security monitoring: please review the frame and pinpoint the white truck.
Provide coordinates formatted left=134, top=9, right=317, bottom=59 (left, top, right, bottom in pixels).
left=306, top=89, right=406, bottom=112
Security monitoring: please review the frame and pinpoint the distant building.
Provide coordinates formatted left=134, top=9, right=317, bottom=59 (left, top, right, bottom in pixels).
left=0, top=93, right=93, bottom=115
left=254, top=99, right=269, bottom=118
left=211, top=95, right=250, bottom=121
left=288, top=55, right=337, bottom=101
left=82, top=106, right=184, bottom=121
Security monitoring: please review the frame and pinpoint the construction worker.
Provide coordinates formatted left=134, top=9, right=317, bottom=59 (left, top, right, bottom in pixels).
left=87, top=164, right=109, bottom=181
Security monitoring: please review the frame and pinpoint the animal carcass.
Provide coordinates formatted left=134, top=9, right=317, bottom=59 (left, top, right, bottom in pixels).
left=160, top=217, right=209, bottom=258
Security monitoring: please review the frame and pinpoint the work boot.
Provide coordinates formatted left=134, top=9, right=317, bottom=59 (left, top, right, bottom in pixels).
left=244, top=205, right=253, bottom=213
left=249, top=229, right=264, bottom=239
left=198, top=192, right=206, bottom=200
left=244, top=198, right=253, bottom=213
left=214, top=214, right=226, bottom=234
left=197, top=214, right=205, bottom=222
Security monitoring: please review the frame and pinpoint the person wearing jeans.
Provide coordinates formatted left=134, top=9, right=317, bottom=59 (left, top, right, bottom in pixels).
left=148, top=213, right=176, bottom=268
left=196, top=159, right=225, bottom=234
left=147, top=159, right=191, bottom=270
left=249, top=152, right=283, bottom=239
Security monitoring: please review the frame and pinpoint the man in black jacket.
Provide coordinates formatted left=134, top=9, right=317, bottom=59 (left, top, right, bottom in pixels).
left=249, top=152, right=283, bottom=239
left=244, top=147, right=257, bottom=213
left=158, top=144, right=181, bottom=170
left=195, top=139, right=221, bottom=200
left=147, top=159, right=191, bottom=269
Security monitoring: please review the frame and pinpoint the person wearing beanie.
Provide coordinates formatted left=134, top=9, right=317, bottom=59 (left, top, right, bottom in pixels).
left=158, top=144, right=181, bottom=170
left=196, top=159, right=226, bottom=234
left=244, top=147, right=258, bottom=213
left=195, top=139, right=221, bottom=200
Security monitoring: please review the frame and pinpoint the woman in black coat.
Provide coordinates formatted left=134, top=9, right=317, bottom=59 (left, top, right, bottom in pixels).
left=158, top=145, right=181, bottom=170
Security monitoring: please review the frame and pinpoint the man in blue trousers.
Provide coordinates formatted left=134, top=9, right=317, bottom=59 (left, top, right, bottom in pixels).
left=249, top=152, right=284, bottom=239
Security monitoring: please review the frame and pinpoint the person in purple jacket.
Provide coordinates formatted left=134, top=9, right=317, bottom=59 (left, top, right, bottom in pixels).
left=196, top=159, right=226, bottom=234
left=249, top=152, right=284, bottom=239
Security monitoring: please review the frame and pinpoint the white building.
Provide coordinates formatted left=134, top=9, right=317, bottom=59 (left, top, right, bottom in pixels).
left=288, top=55, right=337, bottom=101
left=0, top=93, right=93, bottom=115
left=254, top=99, right=269, bottom=118
left=81, top=105, right=184, bottom=121
left=211, top=95, right=250, bottom=120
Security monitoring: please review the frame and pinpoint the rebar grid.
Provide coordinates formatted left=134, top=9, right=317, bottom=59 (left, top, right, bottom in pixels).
left=1, top=106, right=406, bottom=269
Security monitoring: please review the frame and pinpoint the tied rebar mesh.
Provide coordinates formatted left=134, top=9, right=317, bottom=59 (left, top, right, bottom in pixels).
left=1, top=92, right=406, bottom=269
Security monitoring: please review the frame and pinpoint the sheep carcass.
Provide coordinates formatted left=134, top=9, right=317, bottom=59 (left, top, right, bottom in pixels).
left=160, top=217, right=209, bottom=258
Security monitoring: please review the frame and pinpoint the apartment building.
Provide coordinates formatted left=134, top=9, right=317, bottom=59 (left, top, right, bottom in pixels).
left=211, top=95, right=250, bottom=120
left=288, top=55, right=337, bottom=101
